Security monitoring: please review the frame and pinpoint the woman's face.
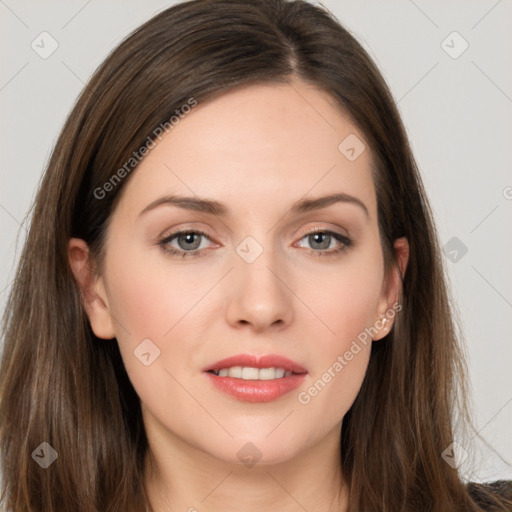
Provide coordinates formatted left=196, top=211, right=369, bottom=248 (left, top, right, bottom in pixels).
left=74, top=78, right=408, bottom=467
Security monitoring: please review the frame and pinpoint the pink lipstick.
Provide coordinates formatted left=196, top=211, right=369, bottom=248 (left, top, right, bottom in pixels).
left=203, top=354, right=307, bottom=403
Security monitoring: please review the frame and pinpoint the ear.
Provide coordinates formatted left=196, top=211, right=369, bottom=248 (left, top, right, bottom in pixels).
left=68, top=237, right=116, bottom=340
left=372, top=237, right=409, bottom=341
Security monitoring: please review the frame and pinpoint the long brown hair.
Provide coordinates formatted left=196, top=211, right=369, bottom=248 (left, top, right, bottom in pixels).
left=0, top=0, right=509, bottom=510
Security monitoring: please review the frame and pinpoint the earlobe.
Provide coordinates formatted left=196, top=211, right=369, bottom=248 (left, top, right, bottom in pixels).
left=67, top=237, right=116, bottom=340
left=373, top=237, right=409, bottom=341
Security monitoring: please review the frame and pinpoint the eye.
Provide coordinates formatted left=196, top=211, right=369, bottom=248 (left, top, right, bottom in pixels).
left=158, top=228, right=352, bottom=259
left=296, top=229, right=352, bottom=256
left=158, top=229, right=213, bottom=258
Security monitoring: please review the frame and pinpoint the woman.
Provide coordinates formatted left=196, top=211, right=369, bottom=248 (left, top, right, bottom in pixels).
left=0, top=0, right=510, bottom=510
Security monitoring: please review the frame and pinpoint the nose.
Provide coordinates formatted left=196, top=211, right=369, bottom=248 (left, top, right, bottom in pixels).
left=225, top=242, right=293, bottom=332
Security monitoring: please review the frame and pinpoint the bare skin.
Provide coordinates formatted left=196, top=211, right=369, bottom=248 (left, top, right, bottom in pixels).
left=69, top=77, right=409, bottom=512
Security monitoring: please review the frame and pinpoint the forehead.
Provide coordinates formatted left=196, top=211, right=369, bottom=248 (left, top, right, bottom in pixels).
left=115, top=79, right=377, bottom=223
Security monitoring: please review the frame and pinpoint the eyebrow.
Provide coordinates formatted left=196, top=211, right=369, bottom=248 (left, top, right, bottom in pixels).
left=138, top=192, right=369, bottom=219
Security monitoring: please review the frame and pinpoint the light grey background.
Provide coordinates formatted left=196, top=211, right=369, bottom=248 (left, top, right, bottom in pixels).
left=1, top=0, right=511, bottom=482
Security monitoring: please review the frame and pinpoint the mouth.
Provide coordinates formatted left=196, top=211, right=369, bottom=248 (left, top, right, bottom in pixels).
left=207, top=367, right=297, bottom=379
left=203, top=354, right=308, bottom=402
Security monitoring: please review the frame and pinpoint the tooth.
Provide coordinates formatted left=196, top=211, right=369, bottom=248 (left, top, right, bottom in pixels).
left=258, top=368, right=277, bottom=380
left=215, top=366, right=294, bottom=379
left=228, top=366, right=242, bottom=378
left=241, top=367, right=259, bottom=380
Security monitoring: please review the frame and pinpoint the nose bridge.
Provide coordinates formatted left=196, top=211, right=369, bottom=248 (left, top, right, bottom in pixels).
left=234, top=233, right=284, bottom=293
left=226, top=233, right=292, bottom=328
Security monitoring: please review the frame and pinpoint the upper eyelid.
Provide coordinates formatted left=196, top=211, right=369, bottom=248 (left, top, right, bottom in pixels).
left=295, top=224, right=350, bottom=239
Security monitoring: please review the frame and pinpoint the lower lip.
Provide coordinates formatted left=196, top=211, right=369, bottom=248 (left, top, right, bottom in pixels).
left=204, top=372, right=307, bottom=402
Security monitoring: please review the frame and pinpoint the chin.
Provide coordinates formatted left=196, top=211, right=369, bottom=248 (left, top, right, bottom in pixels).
left=201, top=434, right=307, bottom=468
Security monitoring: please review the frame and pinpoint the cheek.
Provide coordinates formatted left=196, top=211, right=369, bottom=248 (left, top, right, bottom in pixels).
left=299, top=344, right=371, bottom=423
left=297, top=279, right=376, bottom=424
left=299, top=247, right=384, bottom=346
left=101, top=248, right=206, bottom=379
left=103, top=258, right=205, bottom=429
left=295, top=250, right=383, bottom=416
left=104, top=243, right=213, bottom=339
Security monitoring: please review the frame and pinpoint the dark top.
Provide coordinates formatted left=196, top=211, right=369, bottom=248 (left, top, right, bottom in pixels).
left=467, top=480, right=512, bottom=510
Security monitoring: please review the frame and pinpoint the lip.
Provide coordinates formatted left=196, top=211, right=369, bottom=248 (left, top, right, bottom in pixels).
left=203, top=354, right=308, bottom=403
left=203, top=354, right=307, bottom=373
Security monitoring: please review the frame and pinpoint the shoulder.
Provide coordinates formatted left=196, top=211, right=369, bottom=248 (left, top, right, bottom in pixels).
left=466, top=480, right=512, bottom=510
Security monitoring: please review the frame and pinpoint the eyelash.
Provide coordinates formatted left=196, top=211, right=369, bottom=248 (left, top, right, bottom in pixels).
left=158, top=228, right=352, bottom=259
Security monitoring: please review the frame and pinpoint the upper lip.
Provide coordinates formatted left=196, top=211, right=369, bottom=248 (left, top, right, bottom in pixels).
left=203, top=354, right=308, bottom=373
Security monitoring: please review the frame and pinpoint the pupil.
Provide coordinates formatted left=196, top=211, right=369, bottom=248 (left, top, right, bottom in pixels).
left=310, top=233, right=330, bottom=250
left=179, top=233, right=200, bottom=250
